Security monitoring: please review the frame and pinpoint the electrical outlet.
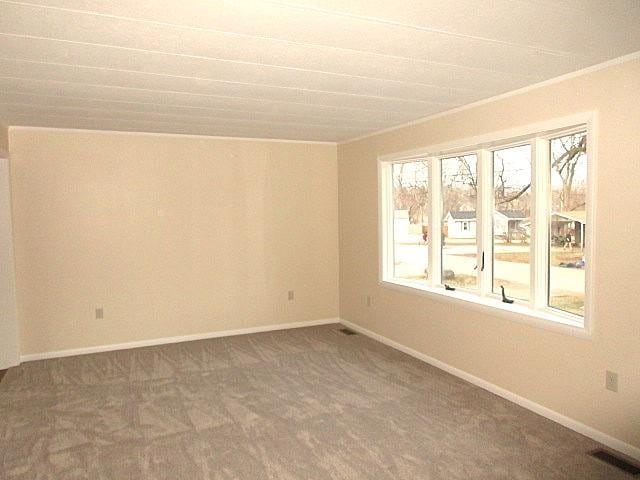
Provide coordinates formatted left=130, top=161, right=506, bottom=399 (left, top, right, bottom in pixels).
left=95, top=307, right=104, bottom=320
left=605, top=370, right=618, bottom=392
left=288, top=290, right=294, bottom=301
left=366, top=295, right=371, bottom=307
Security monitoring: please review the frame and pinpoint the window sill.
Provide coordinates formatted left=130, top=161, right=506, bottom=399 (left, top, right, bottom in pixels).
left=379, top=278, right=590, bottom=339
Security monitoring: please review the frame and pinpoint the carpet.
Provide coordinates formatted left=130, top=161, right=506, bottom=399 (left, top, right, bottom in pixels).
left=0, top=324, right=628, bottom=479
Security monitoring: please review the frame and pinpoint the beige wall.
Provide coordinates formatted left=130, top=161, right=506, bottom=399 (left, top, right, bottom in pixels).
left=10, top=129, right=338, bottom=355
left=338, top=59, right=640, bottom=450
left=0, top=123, right=9, bottom=157
left=0, top=158, right=20, bottom=368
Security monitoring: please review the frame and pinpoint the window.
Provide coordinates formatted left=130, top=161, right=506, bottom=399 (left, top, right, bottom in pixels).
left=492, top=145, right=532, bottom=301
left=548, top=132, right=587, bottom=316
left=441, top=155, right=478, bottom=290
left=391, top=160, right=429, bottom=284
left=379, top=119, right=592, bottom=330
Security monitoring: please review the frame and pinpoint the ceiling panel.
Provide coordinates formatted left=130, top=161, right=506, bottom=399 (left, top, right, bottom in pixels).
left=264, top=0, right=640, bottom=56
left=0, top=59, right=451, bottom=113
left=0, top=34, right=531, bottom=91
left=26, top=0, right=639, bottom=57
left=0, top=76, right=416, bottom=123
left=2, top=113, right=361, bottom=141
left=0, top=2, right=582, bottom=75
left=0, top=92, right=394, bottom=128
left=0, top=0, right=638, bottom=142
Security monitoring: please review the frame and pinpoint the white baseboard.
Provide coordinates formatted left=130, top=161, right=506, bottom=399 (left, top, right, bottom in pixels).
left=340, top=318, right=640, bottom=462
left=20, top=317, right=340, bottom=363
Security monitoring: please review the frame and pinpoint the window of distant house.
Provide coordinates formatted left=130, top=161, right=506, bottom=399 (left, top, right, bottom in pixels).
left=379, top=118, right=593, bottom=330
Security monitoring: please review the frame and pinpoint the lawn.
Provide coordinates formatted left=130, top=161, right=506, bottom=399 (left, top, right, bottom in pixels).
left=459, top=248, right=583, bottom=267
left=393, top=242, right=585, bottom=316
left=549, top=294, right=585, bottom=316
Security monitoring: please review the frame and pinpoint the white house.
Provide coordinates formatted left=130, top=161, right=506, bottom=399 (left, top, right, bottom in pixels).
left=551, top=211, right=586, bottom=248
left=394, top=209, right=427, bottom=243
left=444, top=210, right=528, bottom=240
left=444, top=211, right=477, bottom=239
left=493, top=210, right=528, bottom=240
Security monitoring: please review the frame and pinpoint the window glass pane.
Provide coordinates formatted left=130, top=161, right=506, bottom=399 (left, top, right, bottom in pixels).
left=441, top=155, right=478, bottom=289
left=549, top=132, right=587, bottom=316
left=392, top=161, right=429, bottom=282
left=493, top=145, right=532, bottom=301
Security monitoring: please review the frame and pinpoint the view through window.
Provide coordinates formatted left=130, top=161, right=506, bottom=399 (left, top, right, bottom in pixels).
left=392, top=161, right=429, bottom=283
left=492, top=145, right=532, bottom=301
left=441, top=155, right=478, bottom=290
left=381, top=124, right=589, bottom=327
left=549, top=132, right=587, bottom=316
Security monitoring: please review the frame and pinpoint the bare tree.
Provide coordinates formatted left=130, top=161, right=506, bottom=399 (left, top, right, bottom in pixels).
left=493, top=153, right=531, bottom=209
left=393, top=161, right=429, bottom=224
left=392, top=135, right=585, bottom=229
left=495, top=156, right=506, bottom=200
left=457, top=156, right=477, bottom=192
left=441, top=156, right=478, bottom=216
left=552, top=134, right=586, bottom=211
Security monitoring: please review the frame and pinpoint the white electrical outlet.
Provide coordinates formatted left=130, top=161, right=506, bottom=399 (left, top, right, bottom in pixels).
left=605, top=370, right=618, bottom=392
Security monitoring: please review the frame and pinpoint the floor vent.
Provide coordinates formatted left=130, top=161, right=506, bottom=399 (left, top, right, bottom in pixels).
left=589, top=449, right=640, bottom=475
left=338, top=328, right=358, bottom=336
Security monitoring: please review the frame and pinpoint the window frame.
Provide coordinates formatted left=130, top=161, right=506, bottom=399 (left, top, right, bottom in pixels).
left=489, top=142, right=533, bottom=303
left=378, top=112, right=596, bottom=338
left=439, top=153, right=480, bottom=294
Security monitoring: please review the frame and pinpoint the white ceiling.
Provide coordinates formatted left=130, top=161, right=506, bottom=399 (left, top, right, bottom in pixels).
left=0, top=0, right=639, bottom=142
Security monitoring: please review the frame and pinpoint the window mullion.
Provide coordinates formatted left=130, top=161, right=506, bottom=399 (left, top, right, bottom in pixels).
left=531, top=138, right=550, bottom=309
left=429, top=157, right=441, bottom=287
left=379, top=162, right=394, bottom=282
left=477, top=149, right=493, bottom=297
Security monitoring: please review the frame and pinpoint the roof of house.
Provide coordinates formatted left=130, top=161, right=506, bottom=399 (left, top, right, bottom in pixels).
left=552, top=210, right=586, bottom=223
left=496, top=210, right=527, bottom=219
left=446, top=210, right=527, bottom=220
left=447, top=211, right=476, bottom=220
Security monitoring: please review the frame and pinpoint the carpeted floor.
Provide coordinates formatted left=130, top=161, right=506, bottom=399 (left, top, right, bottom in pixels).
left=0, top=324, right=630, bottom=479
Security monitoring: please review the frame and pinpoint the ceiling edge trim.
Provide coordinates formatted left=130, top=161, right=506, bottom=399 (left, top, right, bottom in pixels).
left=7, top=125, right=338, bottom=145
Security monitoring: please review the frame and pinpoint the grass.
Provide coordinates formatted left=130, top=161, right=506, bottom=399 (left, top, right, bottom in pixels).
left=444, top=275, right=583, bottom=315
left=549, top=294, right=585, bottom=316
left=459, top=248, right=583, bottom=267
left=443, top=273, right=477, bottom=290
left=496, top=250, right=583, bottom=266
left=395, top=271, right=584, bottom=316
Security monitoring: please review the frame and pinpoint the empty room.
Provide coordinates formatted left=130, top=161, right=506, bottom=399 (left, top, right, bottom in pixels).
left=1, top=1, right=639, bottom=478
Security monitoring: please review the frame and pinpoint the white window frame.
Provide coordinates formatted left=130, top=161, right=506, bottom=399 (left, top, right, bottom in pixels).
left=378, top=112, right=596, bottom=338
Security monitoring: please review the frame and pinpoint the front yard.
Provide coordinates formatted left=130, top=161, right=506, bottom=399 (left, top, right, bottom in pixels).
left=393, top=240, right=585, bottom=316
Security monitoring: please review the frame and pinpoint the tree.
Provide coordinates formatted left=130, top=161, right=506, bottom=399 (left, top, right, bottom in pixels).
left=493, top=151, right=532, bottom=243
left=551, top=134, right=586, bottom=211
left=493, top=154, right=531, bottom=211
left=441, top=156, right=477, bottom=216
left=492, top=134, right=586, bottom=212
left=392, top=133, right=586, bottom=229
left=393, top=161, right=429, bottom=224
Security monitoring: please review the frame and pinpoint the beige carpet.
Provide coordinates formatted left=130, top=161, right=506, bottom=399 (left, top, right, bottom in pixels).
left=0, top=324, right=629, bottom=479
